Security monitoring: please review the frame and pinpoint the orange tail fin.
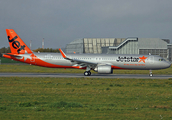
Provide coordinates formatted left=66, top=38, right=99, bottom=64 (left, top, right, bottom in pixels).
left=6, top=29, right=32, bottom=54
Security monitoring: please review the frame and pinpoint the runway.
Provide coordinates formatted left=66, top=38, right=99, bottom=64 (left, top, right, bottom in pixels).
left=0, top=73, right=172, bottom=79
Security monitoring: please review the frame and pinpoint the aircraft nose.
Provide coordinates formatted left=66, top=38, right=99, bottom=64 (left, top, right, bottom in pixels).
left=164, top=61, right=171, bottom=68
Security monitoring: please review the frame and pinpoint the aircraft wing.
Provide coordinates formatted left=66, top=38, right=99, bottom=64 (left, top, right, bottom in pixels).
left=59, top=49, right=97, bottom=69
left=71, top=59, right=97, bottom=68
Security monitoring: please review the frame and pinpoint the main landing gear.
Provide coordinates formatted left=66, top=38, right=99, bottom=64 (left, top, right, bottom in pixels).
left=84, top=71, right=91, bottom=76
left=149, top=70, right=153, bottom=77
left=84, top=66, right=91, bottom=76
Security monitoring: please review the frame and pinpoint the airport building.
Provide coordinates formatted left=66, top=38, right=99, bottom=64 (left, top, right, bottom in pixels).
left=65, top=38, right=172, bottom=61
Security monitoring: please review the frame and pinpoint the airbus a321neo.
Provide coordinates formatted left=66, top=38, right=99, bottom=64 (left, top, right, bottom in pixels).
left=3, top=29, right=171, bottom=76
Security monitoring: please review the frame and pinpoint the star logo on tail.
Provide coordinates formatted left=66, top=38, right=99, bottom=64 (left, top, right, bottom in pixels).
left=139, top=56, right=147, bottom=63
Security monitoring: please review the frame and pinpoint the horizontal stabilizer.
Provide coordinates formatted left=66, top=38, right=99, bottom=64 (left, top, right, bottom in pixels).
left=3, top=53, right=22, bottom=58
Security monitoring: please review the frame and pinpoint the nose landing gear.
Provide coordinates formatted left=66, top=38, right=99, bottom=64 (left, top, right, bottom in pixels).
left=149, top=70, right=153, bottom=77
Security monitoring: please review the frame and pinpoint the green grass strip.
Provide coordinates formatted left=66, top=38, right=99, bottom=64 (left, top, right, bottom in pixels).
left=0, top=77, right=172, bottom=119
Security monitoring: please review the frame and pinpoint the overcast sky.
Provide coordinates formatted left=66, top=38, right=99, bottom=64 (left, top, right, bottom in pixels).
left=0, top=0, right=172, bottom=49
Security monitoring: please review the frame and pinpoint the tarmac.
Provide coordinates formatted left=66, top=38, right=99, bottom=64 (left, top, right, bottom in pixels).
left=0, top=73, right=172, bottom=79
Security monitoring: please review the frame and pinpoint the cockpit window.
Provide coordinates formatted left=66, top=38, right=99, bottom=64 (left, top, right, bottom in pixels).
left=159, top=59, right=166, bottom=61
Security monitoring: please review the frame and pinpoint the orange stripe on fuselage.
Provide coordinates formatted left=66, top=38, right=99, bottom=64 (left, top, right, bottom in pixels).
left=3, top=53, right=86, bottom=69
left=3, top=54, right=126, bottom=70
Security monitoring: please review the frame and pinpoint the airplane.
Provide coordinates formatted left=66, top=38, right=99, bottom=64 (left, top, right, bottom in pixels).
left=3, top=29, right=171, bottom=76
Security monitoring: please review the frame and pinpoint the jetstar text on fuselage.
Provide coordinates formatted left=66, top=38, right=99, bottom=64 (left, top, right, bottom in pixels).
left=116, top=56, right=139, bottom=62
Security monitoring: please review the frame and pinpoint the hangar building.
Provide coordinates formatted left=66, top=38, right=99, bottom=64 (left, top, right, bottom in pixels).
left=65, top=38, right=172, bottom=61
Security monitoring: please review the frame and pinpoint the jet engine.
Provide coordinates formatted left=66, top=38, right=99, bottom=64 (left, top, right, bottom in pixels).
left=94, top=65, right=113, bottom=74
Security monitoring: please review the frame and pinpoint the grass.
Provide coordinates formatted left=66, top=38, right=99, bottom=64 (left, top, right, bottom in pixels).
left=0, top=64, right=172, bottom=75
left=0, top=77, right=172, bottom=119
left=0, top=57, right=22, bottom=63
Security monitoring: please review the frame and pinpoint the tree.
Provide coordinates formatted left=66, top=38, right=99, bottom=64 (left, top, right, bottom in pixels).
left=0, top=47, right=11, bottom=53
left=32, top=48, right=60, bottom=53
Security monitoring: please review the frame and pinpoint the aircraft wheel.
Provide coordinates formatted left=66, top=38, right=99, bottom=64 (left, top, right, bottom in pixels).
left=88, top=71, right=91, bottom=76
left=149, top=73, right=153, bottom=77
left=84, top=71, right=89, bottom=76
left=149, top=70, right=153, bottom=77
left=84, top=71, right=91, bottom=76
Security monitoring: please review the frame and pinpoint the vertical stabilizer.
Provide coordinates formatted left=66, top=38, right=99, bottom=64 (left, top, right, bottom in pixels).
left=6, top=29, right=32, bottom=54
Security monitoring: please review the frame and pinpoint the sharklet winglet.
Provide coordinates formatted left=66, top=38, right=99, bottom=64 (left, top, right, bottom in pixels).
left=59, top=48, right=67, bottom=58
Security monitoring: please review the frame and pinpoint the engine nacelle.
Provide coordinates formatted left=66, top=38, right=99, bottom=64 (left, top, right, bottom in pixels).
left=94, top=65, right=113, bottom=74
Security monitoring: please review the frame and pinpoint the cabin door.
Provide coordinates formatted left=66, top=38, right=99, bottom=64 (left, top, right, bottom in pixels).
left=149, top=56, right=154, bottom=64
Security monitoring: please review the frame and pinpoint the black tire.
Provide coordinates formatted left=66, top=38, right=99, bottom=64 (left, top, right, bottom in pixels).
left=88, top=71, right=91, bottom=76
left=149, top=73, right=153, bottom=77
left=84, top=71, right=88, bottom=76
left=84, top=71, right=91, bottom=76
